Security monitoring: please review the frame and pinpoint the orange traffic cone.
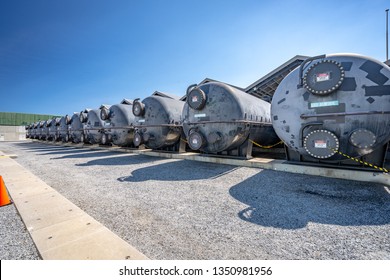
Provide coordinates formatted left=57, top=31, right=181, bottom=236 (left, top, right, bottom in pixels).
left=0, top=175, right=12, bottom=207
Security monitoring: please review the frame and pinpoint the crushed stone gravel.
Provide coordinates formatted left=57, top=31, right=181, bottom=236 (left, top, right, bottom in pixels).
left=0, top=141, right=389, bottom=260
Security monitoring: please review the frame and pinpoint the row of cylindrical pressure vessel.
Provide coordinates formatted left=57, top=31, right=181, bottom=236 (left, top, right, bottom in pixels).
left=26, top=53, right=390, bottom=169
left=26, top=82, right=279, bottom=156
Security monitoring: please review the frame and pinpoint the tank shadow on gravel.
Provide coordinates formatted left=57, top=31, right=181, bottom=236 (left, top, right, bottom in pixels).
left=38, top=148, right=97, bottom=156
left=14, top=142, right=167, bottom=164
left=229, top=170, right=390, bottom=229
left=118, top=160, right=239, bottom=182
left=20, top=146, right=75, bottom=152
left=15, top=142, right=73, bottom=151
left=48, top=150, right=118, bottom=159
left=15, top=142, right=89, bottom=154
left=75, top=154, right=166, bottom=166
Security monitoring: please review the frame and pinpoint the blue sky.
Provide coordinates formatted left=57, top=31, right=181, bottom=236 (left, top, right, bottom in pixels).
left=0, top=0, right=389, bottom=116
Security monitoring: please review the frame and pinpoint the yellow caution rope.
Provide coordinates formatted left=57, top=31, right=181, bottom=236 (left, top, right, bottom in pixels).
left=330, top=148, right=388, bottom=173
left=249, top=140, right=284, bottom=149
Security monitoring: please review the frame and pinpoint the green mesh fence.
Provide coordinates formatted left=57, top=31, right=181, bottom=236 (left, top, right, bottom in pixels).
left=0, top=112, right=61, bottom=126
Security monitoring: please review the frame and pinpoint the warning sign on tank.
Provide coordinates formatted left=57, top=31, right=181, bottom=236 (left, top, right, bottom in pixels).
left=314, top=140, right=327, bottom=148
left=316, top=72, right=330, bottom=82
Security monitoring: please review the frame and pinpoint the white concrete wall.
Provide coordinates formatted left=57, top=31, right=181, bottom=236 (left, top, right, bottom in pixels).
left=0, top=126, right=27, bottom=141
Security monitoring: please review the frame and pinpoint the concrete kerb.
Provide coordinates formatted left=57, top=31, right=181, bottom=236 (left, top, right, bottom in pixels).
left=0, top=150, right=149, bottom=260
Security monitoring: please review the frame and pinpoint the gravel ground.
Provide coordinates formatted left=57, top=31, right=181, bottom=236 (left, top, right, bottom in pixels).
left=0, top=203, right=40, bottom=260
left=1, top=140, right=390, bottom=260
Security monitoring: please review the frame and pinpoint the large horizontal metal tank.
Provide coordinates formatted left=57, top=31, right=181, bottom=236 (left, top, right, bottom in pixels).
left=39, top=120, right=49, bottom=140
left=182, top=82, right=279, bottom=155
left=28, top=123, right=33, bottom=139
left=32, top=122, right=40, bottom=139
left=25, top=124, right=32, bottom=138
left=58, top=115, right=71, bottom=142
left=100, top=99, right=136, bottom=146
left=271, top=53, right=390, bottom=168
left=47, top=117, right=61, bottom=141
left=132, top=94, right=184, bottom=150
left=81, top=108, right=107, bottom=144
left=46, top=118, right=54, bottom=140
left=36, top=122, right=42, bottom=139
left=69, top=112, right=85, bottom=143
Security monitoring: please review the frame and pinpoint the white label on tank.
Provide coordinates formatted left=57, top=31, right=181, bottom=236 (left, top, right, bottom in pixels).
left=138, top=119, right=145, bottom=123
left=194, top=113, right=206, bottom=118
left=316, top=72, right=330, bottom=82
left=310, top=100, right=339, bottom=108
left=314, top=140, right=327, bottom=148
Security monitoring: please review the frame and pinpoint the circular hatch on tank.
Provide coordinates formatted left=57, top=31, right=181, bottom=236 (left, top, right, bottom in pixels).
left=187, top=88, right=206, bottom=110
left=79, top=113, right=88, bottom=123
left=133, top=132, right=143, bottom=147
left=188, top=131, right=204, bottom=150
left=100, top=107, right=110, bottom=120
left=65, top=115, right=71, bottom=125
left=101, top=134, right=108, bottom=145
left=303, top=59, right=345, bottom=95
left=303, top=129, right=339, bottom=159
left=349, top=129, right=376, bottom=149
left=132, top=100, right=145, bottom=117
